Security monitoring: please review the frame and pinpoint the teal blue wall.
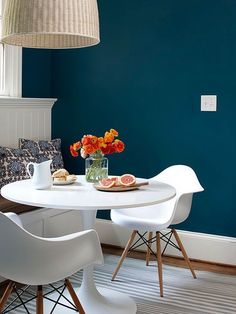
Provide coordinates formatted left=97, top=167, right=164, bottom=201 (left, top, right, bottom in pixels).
left=22, top=48, right=52, bottom=98
left=24, top=0, right=236, bottom=237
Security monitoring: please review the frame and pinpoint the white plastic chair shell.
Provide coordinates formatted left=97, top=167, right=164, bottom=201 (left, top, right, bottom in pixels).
left=111, top=165, right=204, bottom=231
left=0, top=212, right=103, bottom=286
left=151, top=165, right=204, bottom=225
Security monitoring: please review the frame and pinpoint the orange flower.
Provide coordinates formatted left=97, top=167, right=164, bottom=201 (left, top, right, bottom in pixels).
left=101, top=143, right=115, bottom=155
left=81, top=135, right=93, bottom=145
left=113, top=139, right=125, bottom=153
left=98, top=137, right=106, bottom=148
left=83, top=144, right=96, bottom=155
left=70, top=144, right=79, bottom=157
left=104, top=131, right=114, bottom=143
left=92, top=137, right=100, bottom=151
left=91, top=136, right=98, bottom=144
left=110, top=128, right=118, bottom=137
left=70, top=128, right=125, bottom=158
left=73, top=141, right=81, bottom=150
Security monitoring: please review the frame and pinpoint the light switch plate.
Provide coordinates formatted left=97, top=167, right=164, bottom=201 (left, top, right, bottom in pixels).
left=201, top=95, right=217, bottom=111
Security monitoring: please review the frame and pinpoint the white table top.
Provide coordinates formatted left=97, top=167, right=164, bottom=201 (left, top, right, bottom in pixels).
left=1, top=175, right=176, bottom=210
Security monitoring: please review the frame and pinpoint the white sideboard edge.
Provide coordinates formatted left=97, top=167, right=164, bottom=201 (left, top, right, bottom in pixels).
left=0, top=97, right=57, bottom=108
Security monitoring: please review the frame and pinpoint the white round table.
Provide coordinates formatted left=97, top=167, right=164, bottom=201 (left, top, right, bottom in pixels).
left=1, top=176, right=176, bottom=314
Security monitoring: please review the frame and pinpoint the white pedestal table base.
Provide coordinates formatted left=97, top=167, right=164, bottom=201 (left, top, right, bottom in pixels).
left=78, top=286, right=137, bottom=314
left=78, top=210, right=137, bottom=313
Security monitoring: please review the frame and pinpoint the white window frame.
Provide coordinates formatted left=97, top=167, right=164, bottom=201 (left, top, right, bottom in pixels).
left=0, top=0, right=22, bottom=97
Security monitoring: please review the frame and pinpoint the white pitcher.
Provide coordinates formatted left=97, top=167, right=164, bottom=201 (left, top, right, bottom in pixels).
left=26, top=160, right=53, bottom=189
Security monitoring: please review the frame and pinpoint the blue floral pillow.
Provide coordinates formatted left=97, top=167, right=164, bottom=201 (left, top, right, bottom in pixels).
left=0, top=146, right=37, bottom=188
left=19, top=138, right=64, bottom=173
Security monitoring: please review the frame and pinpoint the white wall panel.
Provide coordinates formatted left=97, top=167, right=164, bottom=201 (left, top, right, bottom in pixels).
left=0, top=97, right=57, bottom=147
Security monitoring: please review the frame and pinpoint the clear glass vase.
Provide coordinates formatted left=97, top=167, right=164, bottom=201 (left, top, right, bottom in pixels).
left=85, top=153, right=108, bottom=183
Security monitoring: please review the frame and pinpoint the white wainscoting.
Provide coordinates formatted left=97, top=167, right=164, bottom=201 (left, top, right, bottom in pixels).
left=0, top=97, right=57, bottom=147
left=95, top=219, right=236, bottom=266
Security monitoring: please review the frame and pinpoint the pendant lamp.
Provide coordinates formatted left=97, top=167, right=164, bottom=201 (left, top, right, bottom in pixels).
left=1, top=0, right=100, bottom=49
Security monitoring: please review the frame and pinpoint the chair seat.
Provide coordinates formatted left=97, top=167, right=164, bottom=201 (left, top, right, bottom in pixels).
left=111, top=203, right=173, bottom=232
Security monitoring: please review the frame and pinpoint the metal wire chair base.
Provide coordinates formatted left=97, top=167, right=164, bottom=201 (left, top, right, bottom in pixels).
left=128, top=228, right=181, bottom=258
left=1, top=280, right=79, bottom=314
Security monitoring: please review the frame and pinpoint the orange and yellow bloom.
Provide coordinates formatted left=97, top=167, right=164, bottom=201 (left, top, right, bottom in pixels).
left=70, top=129, right=125, bottom=158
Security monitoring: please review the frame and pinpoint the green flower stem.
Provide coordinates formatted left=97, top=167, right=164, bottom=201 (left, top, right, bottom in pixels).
left=85, top=156, right=108, bottom=183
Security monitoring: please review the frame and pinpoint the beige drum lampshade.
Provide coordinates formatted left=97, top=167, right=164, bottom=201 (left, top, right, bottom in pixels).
left=1, top=0, right=100, bottom=49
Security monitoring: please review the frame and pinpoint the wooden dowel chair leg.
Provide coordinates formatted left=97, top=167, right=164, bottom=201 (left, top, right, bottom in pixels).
left=146, top=232, right=153, bottom=266
left=112, top=230, right=137, bottom=281
left=156, top=232, right=164, bottom=297
left=172, top=228, right=196, bottom=279
left=0, top=281, right=14, bottom=312
left=36, top=285, right=43, bottom=314
left=65, top=279, right=85, bottom=314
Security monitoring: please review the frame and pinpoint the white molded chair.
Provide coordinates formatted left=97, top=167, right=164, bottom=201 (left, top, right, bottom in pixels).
left=111, top=165, right=204, bottom=297
left=0, top=212, right=103, bottom=314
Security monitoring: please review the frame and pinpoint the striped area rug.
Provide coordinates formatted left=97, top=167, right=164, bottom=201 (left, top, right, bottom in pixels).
left=5, top=254, right=236, bottom=314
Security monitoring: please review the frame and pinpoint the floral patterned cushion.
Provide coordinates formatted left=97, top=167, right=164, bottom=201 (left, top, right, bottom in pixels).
left=19, top=138, right=64, bottom=173
left=0, top=146, right=37, bottom=189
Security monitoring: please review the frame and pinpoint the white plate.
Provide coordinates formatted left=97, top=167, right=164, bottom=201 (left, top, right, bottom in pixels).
left=53, top=179, right=76, bottom=186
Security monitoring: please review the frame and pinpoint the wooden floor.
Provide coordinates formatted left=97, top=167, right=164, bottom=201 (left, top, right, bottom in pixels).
left=102, top=244, right=236, bottom=276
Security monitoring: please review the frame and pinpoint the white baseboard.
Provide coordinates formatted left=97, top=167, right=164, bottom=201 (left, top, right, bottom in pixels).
left=95, top=219, right=236, bottom=266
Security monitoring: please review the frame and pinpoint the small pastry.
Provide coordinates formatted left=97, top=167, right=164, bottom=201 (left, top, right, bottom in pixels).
left=66, top=175, right=77, bottom=182
left=52, top=169, right=69, bottom=178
